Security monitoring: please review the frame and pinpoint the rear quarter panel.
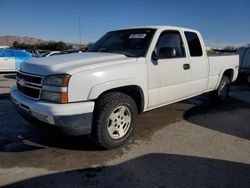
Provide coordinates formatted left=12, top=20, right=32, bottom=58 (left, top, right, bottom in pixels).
left=207, top=55, right=239, bottom=91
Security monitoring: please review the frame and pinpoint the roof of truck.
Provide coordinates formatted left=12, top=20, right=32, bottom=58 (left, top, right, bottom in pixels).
left=115, top=25, right=198, bottom=32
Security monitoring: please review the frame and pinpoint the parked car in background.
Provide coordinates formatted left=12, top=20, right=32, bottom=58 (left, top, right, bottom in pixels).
left=237, top=47, right=250, bottom=83
left=0, top=49, right=32, bottom=72
left=38, top=50, right=82, bottom=57
left=39, top=51, right=62, bottom=57
left=63, top=49, right=82, bottom=54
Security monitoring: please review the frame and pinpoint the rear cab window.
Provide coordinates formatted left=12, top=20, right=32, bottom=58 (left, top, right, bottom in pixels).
left=184, top=31, right=203, bottom=57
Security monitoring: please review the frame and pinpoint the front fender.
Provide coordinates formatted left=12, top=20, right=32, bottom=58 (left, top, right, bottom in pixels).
left=88, top=78, right=146, bottom=99
left=88, top=78, right=147, bottom=109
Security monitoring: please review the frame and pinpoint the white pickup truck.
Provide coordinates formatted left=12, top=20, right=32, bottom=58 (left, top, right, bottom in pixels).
left=11, top=26, right=239, bottom=149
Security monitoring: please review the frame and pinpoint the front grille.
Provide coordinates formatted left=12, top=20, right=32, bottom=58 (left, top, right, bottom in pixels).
left=17, top=83, right=40, bottom=99
left=16, top=71, right=44, bottom=100
left=16, top=71, right=43, bottom=85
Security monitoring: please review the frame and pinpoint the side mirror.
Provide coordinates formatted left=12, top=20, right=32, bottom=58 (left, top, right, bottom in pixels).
left=151, top=51, right=159, bottom=61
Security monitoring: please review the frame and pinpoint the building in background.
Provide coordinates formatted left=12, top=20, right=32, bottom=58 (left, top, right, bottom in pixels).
left=0, top=45, right=10, bottom=49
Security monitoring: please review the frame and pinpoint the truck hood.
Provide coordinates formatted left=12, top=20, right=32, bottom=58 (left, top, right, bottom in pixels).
left=20, top=52, right=137, bottom=75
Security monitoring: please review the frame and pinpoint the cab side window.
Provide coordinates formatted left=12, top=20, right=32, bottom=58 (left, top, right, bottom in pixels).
left=184, top=32, right=203, bottom=57
left=155, top=31, right=186, bottom=59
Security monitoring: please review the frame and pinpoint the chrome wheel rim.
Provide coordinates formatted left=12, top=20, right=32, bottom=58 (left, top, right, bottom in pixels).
left=107, top=106, right=131, bottom=139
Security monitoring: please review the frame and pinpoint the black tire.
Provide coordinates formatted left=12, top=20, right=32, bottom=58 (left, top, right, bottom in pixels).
left=210, top=76, right=230, bottom=103
left=91, top=92, right=138, bottom=149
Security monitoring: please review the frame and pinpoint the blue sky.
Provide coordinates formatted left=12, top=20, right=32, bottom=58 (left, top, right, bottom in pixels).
left=0, top=0, right=249, bottom=48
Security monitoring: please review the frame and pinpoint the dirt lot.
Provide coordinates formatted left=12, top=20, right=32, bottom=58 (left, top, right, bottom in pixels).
left=0, top=73, right=250, bottom=188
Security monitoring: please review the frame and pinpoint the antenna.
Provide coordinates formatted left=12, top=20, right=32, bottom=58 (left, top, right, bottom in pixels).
left=78, top=16, right=82, bottom=45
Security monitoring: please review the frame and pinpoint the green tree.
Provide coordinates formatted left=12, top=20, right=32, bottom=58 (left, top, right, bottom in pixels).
left=55, top=41, right=68, bottom=51
left=12, top=41, right=19, bottom=48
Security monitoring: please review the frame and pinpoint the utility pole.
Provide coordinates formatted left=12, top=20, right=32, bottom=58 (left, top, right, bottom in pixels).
left=78, top=16, right=82, bottom=46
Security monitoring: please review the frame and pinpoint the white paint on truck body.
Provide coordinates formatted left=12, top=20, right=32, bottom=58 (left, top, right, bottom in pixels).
left=11, top=25, right=239, bottom=129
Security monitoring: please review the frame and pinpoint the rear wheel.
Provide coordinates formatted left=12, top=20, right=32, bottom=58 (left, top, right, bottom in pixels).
left=91, top=92, right=138, bottom=149
left=210, top=76, right=230, bottom=102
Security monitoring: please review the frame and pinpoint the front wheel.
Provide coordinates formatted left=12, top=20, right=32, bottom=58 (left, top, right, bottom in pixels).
left=210, top=76, right=230, bottom=102
left=91, top=92, right=138, bottom=149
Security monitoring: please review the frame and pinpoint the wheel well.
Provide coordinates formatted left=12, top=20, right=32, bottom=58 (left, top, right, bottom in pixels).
left=97, top=85, right=144, bottom=114
left=223, top=69, right=234, bottom=81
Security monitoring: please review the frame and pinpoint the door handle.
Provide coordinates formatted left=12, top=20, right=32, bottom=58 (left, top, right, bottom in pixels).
left=183, top=64, right=190, bottom=70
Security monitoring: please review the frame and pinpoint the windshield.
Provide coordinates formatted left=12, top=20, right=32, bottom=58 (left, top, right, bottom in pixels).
left=88, top=29, right=156, bottom=57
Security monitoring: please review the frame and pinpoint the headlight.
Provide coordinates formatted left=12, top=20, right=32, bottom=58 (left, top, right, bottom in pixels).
left=43, top=74, right=71, bottom=87
left=41, top=91, right=68, bottom=103
left=42, top=74, right=70, bottom=103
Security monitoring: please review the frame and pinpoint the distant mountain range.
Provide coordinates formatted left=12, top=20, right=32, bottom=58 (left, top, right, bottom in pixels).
left=0, top=35, right=81, bottom=47
left=0, top=35, right=52, bottom=46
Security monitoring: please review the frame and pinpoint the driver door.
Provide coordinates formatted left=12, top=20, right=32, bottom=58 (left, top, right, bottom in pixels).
left=147, top=30, right=190, bottom=108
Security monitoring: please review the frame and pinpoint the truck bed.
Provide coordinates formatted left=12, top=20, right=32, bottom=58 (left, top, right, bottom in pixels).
left=208, top=55, right=239, bottom=84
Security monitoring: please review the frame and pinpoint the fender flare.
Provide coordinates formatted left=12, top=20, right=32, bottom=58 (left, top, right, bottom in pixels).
left=88, top=78, right=148, bottom=111
left=215, top=68, right=234, bottom=89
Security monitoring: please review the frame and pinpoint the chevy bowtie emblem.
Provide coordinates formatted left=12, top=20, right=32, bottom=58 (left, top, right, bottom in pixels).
left=19, top=79, right=25, bottom=87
